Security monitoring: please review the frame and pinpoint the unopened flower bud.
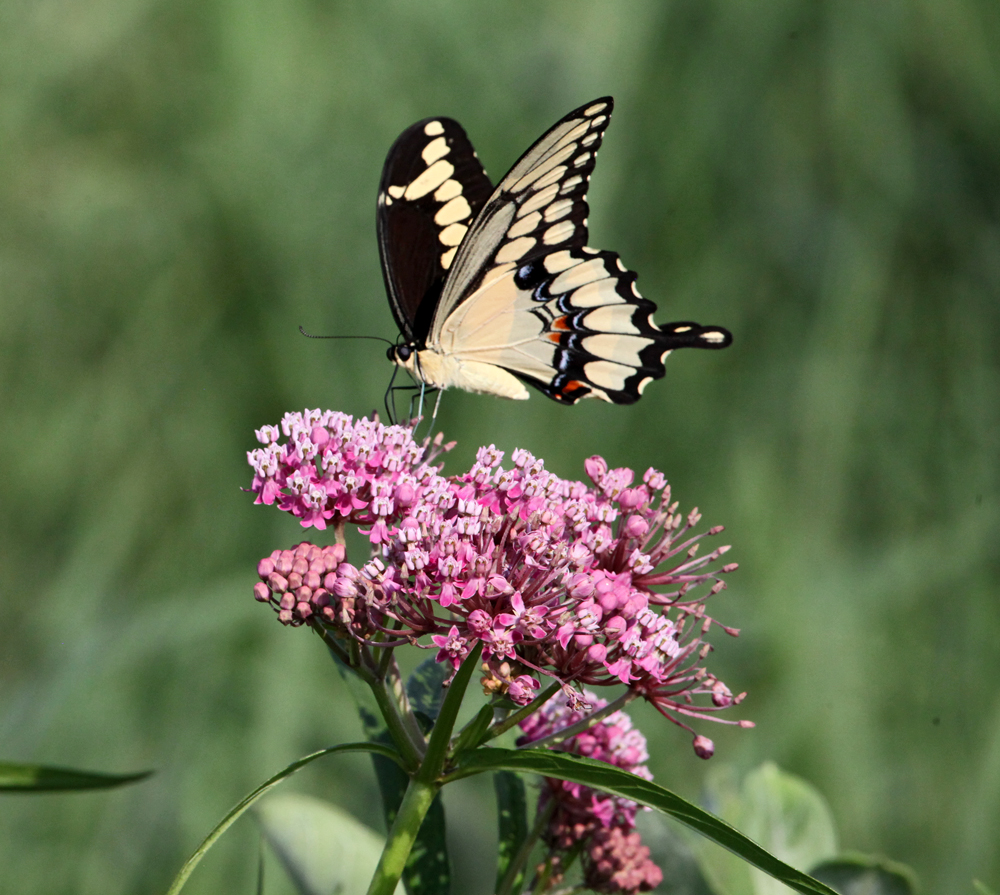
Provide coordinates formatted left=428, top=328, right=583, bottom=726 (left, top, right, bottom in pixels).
left=692, top=735, right=714, bottom=759
left=253, top=582, right=271, bottom=602
left=584, top=455, right=608, bottom=482
left=622, top=515, right=649, bottom=539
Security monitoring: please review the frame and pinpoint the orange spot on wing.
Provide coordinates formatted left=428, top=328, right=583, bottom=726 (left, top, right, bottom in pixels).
left=551, top=316, right=572, bottom=331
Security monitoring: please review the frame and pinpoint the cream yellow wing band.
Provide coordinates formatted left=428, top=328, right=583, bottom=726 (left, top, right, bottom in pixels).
left=396, top=350, right=530, bottom=400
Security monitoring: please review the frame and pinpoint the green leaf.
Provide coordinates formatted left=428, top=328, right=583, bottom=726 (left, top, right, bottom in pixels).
left=451, top=748, right=839, bottom=895
left=257, top=792, right=403, bottom=895
left=697, top=762, right=838, bottom=895
left=493, top=771, right=529, bottom=895
left=164, top=742, right=403, bottom=895
left=633, top=811, right=719, bottom=895
left=406, top=658, right=449, bottom=721
left=451, top=705, right=494, bottom=758
left=0, top=761, right=151, bottom=792
left=810, top=855, right=918, bottom=895
left=335, top=659, right=451, bottom=895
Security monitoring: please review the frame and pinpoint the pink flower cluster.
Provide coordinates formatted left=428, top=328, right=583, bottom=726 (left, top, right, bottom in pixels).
left=518, top=691, right=662, bottom=894
left=247, top=410, right=450, bottom=533
left=249, top=412, right=751, bottom=752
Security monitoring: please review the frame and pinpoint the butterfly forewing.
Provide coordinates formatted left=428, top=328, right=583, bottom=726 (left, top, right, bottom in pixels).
left=377, top=117, right=494, bottom=343
left=433, top=97, right=614, bottom=330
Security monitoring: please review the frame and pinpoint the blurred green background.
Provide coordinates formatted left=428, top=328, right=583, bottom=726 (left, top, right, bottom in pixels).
left=2, top=1, right=998, bottom=892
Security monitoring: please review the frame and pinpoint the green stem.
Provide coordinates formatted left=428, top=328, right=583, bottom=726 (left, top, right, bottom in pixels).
left=416, top=643, right=483, bottom=784
left=530, top=852, right=557, bottom=895
left=365, top=777, right=438, bottom=895
left=368, top=677, right=425, bottom=771
left=484, top=681, right=562, bottom=743
left=383, top=653, right=427, bottom=749
left=519, top=691, right=635, bottom=751
left=496, top=795, right=555, bottom=895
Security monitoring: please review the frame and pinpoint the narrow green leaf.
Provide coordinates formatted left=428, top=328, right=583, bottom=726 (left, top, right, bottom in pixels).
left=336, top=657, right=451, bottom=895
left=0, top=761, right=151, bottom=792
left=406, top=657, right=449, bottom=721
left=810, top=855, right=918, bottom=895
left=451, top=705, right=494, bottom=758
left=697, top=762, right=838, bottom=895
left=164, top=742, right=403, bottom=895
left=452, top=748, right=839, bottom=895
left=493, top=771, right=529, bottom=895
left=633, top=811, right=719, bottom=895
left=258, top=792, right=403, bottom=895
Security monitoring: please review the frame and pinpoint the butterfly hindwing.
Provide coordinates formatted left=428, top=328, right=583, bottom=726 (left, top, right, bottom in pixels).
left=433, top=97, right=614, bottom=327
left=435, top=246, right=730, bottom=404
left=377, top=117, right=494, bottom=343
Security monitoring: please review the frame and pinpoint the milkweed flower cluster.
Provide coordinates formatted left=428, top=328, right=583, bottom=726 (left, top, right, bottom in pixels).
left=249, top=411, right=751, bottom=755
left=519, top=691, right=662, bottom=894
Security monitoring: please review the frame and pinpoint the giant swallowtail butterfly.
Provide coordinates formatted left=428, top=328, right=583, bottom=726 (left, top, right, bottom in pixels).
left=378, top=97, right=731, bottom=405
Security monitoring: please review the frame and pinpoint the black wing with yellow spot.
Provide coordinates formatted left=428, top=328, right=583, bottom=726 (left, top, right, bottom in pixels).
left=377, top=117, right=493, bottom=344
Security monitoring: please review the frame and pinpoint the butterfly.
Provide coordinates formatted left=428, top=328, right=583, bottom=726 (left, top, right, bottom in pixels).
left=377, top=96, right=731, bottom=406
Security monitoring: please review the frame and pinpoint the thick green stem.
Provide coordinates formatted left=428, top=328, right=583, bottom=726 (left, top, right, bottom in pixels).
left=365, top=777, right=438, bottom=895
left=416, top=643, right=483, bottom=783
left=368, top=677, right=425, bottom=771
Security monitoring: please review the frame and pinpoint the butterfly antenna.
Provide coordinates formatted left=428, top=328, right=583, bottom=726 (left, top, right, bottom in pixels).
left=298, top=326, right=394, bottom=346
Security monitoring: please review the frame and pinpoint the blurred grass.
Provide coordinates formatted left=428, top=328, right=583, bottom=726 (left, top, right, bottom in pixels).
left=1, top=1, right=998, bottom=893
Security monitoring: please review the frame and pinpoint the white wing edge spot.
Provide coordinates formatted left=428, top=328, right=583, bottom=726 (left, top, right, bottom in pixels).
left=387, top=185, right=405, bottom=199
left=700, top=330, right=728, bottom=344
left=440, top=246, right=458, bottom=269
left=424, top=121, right=445, bottom=136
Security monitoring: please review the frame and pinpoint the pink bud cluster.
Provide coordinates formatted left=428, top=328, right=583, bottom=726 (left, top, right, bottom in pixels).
left=519, top=691, right=662, bottom=894
left=249, top=413, right=751, bottom=750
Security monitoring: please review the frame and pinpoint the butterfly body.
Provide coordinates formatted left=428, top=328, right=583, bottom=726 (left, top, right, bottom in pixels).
left=378, top=98, right=732, bottom=406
